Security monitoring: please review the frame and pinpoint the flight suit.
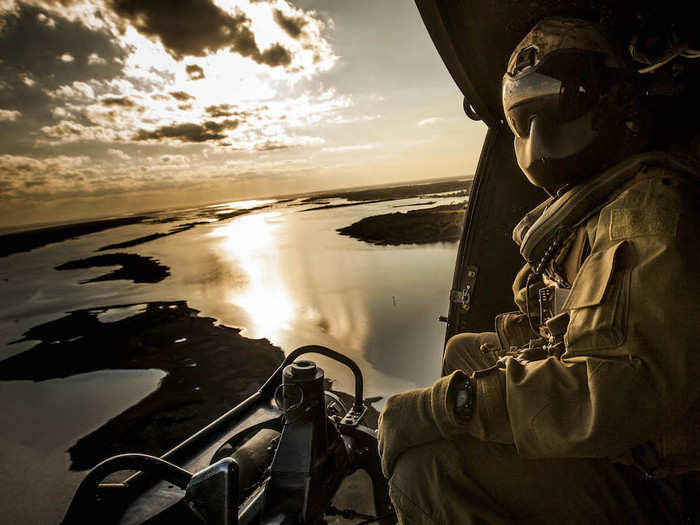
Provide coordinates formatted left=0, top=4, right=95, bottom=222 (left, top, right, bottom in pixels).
left=378, top=157, right=700, bottom=524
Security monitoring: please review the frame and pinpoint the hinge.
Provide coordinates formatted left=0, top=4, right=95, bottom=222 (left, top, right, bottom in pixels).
left=450, top=265, right=478, bottom=311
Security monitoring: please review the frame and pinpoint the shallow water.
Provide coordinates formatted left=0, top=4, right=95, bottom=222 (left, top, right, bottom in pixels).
left=0, top=193, right=462, bottom=523
left=0, top=370, right=166, bottom=524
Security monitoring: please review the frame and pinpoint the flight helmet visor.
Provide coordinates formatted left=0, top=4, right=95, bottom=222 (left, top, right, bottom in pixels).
left=502, top=50, right=616, bottom=138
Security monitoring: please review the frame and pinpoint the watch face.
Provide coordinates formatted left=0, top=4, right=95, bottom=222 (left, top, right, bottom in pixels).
left=455, top=379, right=474, bottom=422
left=456, top=389, right=469, bottom=407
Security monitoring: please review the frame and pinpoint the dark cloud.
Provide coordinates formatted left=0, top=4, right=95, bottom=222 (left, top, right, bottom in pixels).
left=134, top=119, right=239, bottom=143
left=108, top=0, right=293, bottom=67
left=204, top=104, right=259, bottom=119
left=101, top=96, right=137, bottom=108
left=0, top=4, right=126, bottom=87
left=40, top=121, right=86, bottom=139
left=0, top=3, right=127, bottom=154
left=205, top=104, right=234, bottom=118
left=109, top=0, right=247, bottom=59
left=169, top=91, right=194, bottom=102
left=256, top=141, right=291, bottom=151
left=273, top=9, right=307, bottom=39
left=186, top=64, right=205, bottom=80
left=260, top=43, right=292, bottom=67
left=24, top=178, right=48, bottom=188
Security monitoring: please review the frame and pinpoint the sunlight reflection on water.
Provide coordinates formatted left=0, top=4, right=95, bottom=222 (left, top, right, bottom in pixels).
left=207, top=198, right=276, bottom=211
left=210, top=212, right=296, bottom=344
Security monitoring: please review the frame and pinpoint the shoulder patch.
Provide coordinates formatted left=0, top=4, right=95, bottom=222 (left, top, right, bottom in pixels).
left=609, top=207, right=679, bottom=240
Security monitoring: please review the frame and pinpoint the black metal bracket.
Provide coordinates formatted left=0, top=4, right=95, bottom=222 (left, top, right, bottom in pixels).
left=450, top=265, right=478, bottom=311
left=339, top=405, right=367, bottom=427
left=184, top=458, right=239, bottom=525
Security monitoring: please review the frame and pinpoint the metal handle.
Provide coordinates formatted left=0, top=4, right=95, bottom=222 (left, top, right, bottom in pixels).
left=261, top=345, right=365, bottom=411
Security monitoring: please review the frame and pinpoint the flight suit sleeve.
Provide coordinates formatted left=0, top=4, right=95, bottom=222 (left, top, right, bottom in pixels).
left=465, top=173, right=700, bottom=459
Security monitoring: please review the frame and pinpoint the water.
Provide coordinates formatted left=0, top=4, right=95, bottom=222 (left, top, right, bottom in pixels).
left=0, top=370, right=166, bottom=524
left=0, top=193, right=461, bottom=523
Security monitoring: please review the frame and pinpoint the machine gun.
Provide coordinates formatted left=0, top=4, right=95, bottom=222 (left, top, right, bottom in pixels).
left=62, top=346, right=396, bottom=525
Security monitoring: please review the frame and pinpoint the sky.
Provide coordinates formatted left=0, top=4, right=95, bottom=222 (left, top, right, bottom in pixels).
left=0, top=0, right=486, bottom=228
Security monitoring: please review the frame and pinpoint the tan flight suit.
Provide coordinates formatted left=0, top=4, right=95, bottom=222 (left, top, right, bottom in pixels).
left=379, top=159, right=700, bottom=524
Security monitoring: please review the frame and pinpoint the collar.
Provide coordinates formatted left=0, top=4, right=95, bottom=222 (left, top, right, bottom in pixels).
left=514, top=151, right=700, bottom=274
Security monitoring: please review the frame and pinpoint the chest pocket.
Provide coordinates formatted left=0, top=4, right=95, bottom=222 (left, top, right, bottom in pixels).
left=562, top=241, right=630, bottom=354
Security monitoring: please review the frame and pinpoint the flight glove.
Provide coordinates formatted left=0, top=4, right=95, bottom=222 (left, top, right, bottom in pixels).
left=377, top=370, right=467, bottom=478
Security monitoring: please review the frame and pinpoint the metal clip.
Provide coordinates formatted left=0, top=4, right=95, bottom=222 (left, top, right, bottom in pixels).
left=340, top=405, right=367, bottom=427
left=450, top=266, right=478, bottom=311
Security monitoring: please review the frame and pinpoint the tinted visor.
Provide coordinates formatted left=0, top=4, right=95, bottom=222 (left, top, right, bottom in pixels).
left=502, top=51, right=615, bottom=138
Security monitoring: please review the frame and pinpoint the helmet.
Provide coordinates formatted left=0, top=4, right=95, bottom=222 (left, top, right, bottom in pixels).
left=502, top=17, right=643, bottom=193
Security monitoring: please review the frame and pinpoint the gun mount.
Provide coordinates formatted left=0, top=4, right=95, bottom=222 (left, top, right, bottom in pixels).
left=62, top=346, right=396, bottom=525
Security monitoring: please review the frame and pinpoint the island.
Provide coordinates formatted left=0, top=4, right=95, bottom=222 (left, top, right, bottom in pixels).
left=337, top=202, right=467, bottom=245
left=0, top=301, right=285, bottom=470
left=0, top=216, right=148, bottom=257
left=302, top=177, right=472, bottom=203
left=55, top=253, right=170, bottom=283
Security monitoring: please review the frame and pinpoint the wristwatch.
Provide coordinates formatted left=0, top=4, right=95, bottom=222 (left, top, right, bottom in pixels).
left=454, top=375, right=475, bottom=422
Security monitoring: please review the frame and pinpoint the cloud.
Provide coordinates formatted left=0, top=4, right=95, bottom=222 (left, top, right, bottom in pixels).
left=169, top=91, right=194, bottom=102
left=417, top=117, right=443, bottom=127
left=0, top=109, right=21, bottom=121
left=322, top=143, right=376, bottom=153
left=21, top=74, right=36, bottom=87
left=40, top=120, right=122, bottom=143
left=326, top=113, right=381, bottom=125
left=273, top=8, right=307, bottom=39
left=159, top=154, right=188, bottom=165
left=36, top=12, right=56, bottom=27
left=107, top=0, right=293, bottom=67
left=0, top=3, right=128, bottom=153
left=185, top=64, right=204, bottom=80
left=107, top=148, right=130, bottom=161
left=255, top=141, right=291, bottom=152
left=204, top=104, right=265, bottom=120
left=0, top=154, right=92, bottom=196
left=88, top=52, right=107, bottom=65
left=51, top=106, right=68, bottom=118
left=0, top=0, right=346, bottom=213
left=46, top=80, right=95, bottom=100
left=254, top=135, right=324, bottom=151
left=0, top=3, right=127, bottom=88
left=133, top=119, right=240, bottom=143
left=259, top=42, right=292, bottom=67
left=101, top=96, right=137, bottom=108
left=205, top=104, right=234, bottom=118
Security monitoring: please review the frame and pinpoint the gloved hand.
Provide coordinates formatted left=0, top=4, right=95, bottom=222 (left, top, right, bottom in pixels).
left=377, top=371, right=466, bottom=479
left=512, top=264, right=543, bottom=315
